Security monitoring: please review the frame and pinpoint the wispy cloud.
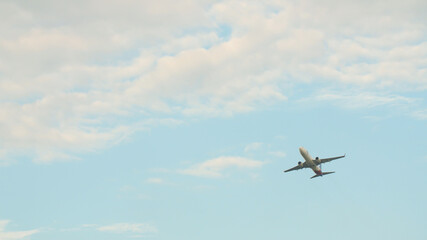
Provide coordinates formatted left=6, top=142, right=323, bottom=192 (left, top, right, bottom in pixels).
left=268, top=151, right=287, bottom=158
left=310, top=91, right=417, bottom=109
left=145, top=177, right=178, bottom=187
left=60, top=222, right=157, bottom=237
left=178, top=156, right=265, bottom=178
left=412, top=110, right=427, bottom=120
left=244, top=142, right=263, bottom=153
left=306, top=91, right=427, bottom=121
left=0, top=220, right=39, bottom=240
left=97, top=223, right=157, bottom=235
left=146, top=178, right=165, bottom=184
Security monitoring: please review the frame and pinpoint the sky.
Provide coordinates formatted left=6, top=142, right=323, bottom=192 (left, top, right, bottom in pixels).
left=0, top=0, right=426, bottom=239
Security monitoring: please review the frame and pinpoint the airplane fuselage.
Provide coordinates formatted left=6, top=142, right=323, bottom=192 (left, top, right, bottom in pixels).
left=299, top=147, right=322, bottom=176
left=284, top=147, right=343, bottom=178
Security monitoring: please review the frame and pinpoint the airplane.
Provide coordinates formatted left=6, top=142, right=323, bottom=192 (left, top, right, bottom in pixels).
left=284, top=147, right=345, bottom=179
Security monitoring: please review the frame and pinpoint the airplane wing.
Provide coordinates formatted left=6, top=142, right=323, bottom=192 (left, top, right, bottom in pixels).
left=314, top=154, right=345, bottom=165
left=284, top=164, right=304, bottom=172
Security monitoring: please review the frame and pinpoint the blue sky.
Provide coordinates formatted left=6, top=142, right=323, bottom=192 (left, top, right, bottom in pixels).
left=0, top=0, right=426, bottom=239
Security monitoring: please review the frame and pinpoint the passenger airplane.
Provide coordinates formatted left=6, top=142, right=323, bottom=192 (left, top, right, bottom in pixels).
left=284, top=147, right=345, bottom=179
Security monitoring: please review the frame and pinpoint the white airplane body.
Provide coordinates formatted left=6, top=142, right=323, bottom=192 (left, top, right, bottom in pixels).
left=284, top=147, right=345, bottom=179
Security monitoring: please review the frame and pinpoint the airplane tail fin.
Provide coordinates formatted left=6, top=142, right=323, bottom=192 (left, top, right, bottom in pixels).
left=310, top=171, right=335, bottom=179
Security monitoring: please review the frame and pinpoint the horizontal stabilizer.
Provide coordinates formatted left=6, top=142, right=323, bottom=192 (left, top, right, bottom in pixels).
left=310, top=171, right=335, bottom=179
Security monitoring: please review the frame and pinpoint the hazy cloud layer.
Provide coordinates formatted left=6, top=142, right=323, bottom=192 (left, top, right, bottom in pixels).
left=1, top=0, right=426, bottom=162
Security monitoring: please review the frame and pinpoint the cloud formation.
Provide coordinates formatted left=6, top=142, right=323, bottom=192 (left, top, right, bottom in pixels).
left=312, top=91, right=417, bottom=109
left=97, top=223, right=157, bottom=234
left=146, top=178, right=165, bottom=184
left=244, top=142, right=264, bottom=153
left=0, top=0, right=426, bottom=162
left=0, top=220, right=39, bottom=240
left=179, top=156, right=265, bottom=178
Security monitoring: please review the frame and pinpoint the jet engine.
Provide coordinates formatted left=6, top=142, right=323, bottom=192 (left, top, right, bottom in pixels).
left=298, top=161, right=303, bottom=166
left=315, top=157, right=319, bottom=160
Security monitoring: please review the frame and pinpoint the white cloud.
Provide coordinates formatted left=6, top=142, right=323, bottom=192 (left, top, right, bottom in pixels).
left=146, top=178, right=164, bottom=184
left=33, top=151, right=81, bottom=164
left=311, top=91, right=417, bottom=109
left=97, top=223, right=157, bottom=235
left=412, top=110, right=427, bottom=120
left=244, top=142, right=263, bottom=153
left=0, top=220, right=39, bottom=240
left=179, top=156, right=265, bottom=178
left=0, top=0, right=426, bottom=162
left=268, top=151, right=287, bottom=158
left=305, top=91, right=427, bottom=121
